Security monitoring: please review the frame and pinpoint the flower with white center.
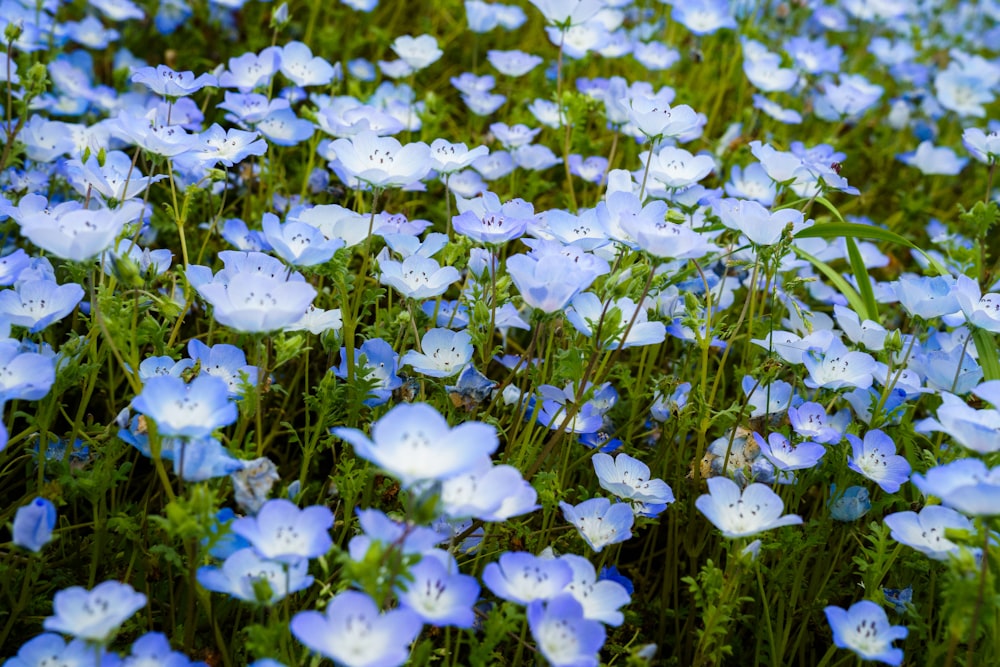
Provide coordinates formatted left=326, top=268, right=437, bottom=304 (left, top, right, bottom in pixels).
left=527, top=594, right=607, bottom=667
left=592, top=452, right=674, bottom=505
left=824, top=600, right=907, bottom=666
left=646, top=146, right=714, bottom=190
left=278, top=41, right=337, bottom=87
left=401, top=328, right=473, bottom=378
left=379, top=254, right=461, bottom=300
left=558, top=553, right=631, bottom=626
left=482, top=551, right=574, bottom=604
left=197, top=548, right=314, bottom=604
left=802, top=338, right=877, bottom=391
left=396, top=550, right=480, bottom=628
left=391, top=34, right=443, bottom=70
left=131, top=64, right=217, bottom=98
left=329, top=130, right=431, bottom=188
left=695, top=476, right=803, bottom=538
left=714, top=197, right=808, bottom=247
left=130, top=374, right=237, bottom=439
left=884, top=505, right=974, bottom=561
left=231, top=498, right=333, bottom=563
left=846, top=429, right=911, bottom=493
left=43, top=580, right=147, bottom=643
left=291, top=591, right=422, bottom=667
left=565, top=293, right=666, bottom=349
left=625, top=92, right=701, bottom=141
left=559, top=497, right=634, bottom=552
left=333, top=402, right=499, bottom=487
left=752, top=432, right=826, bottom=472
left=429, top=139, right=489, bottom=174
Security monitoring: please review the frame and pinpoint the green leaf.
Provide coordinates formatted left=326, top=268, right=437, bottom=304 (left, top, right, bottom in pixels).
left=973, top=329, right=1000, bottom=382
left=845, top=237, right=879, bottom=321
left=793, top=247, right=870, bottom=321
left=796, top=222, right=950, bottom=276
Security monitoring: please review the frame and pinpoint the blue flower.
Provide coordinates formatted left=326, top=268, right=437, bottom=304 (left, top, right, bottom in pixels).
left=559, top=498, right=634, bottom=552
left=12, top=497, right=56, bottom=552
left=132, top=65, right=217, bottom=98
left=828, top=485, right=871, bottom=522
left=824, top=600, right=907, bottom=666
left=4, top=633, right=117, bottom=667
left=332, top=338, right=402, bottom=407
left=400, top=328, right=473, bottom=378
left=230, top=498, right=333, bottom=563
left=912, top=459, right=1000, bottom=516
left=131, top=374, right=237, bottom=439
left=197, top=548, right=313, bottom=605
left=696, top=477, right=802, bottom=538
left=846, top=430, right=911, bottom=494
left=43, top=580, right=147, bottom=644
left=884, top=505, right=974, bottom=561
left=396, top=550, right=481, bottom=627
left=482, top=551, right=573, bottom=604
left=527, top=594, right=606, bottom=667
left=291, top=590, right=422, bottom=667
left=124, top=632, right=208, bottom=666
left=883, top=586, right=913, bottom=614
left=333, top=402, right=499, bottom=488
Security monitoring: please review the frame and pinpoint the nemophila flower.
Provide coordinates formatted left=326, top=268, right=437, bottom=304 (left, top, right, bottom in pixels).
left=483, top=551, right=574, bottom=604
left=19, top=200, right=144, bottom=262
left=122, top=632, right=207, bottom=667
left=625, top=93, right=700, bottom=142
left=963, top=127, right=1000, bottom=163
left=752, top=94, right=803, bottom=124
left=401, top=328, right=473, bottom=378
left=725, top=163, right=776, bottom=207
left=291, top=590, right=422, bottom=667
left=219, top=48, right=282, bottom=92
left=186, top=339, right=258, bottom=398
left=845, top=386, right=909, bottom=426
left=559, top=497, right=634, bottom=552
left=333, top=402, right=499, bottom=487
left=915, top=392, right=1000, bottom=454
left=884, top=505, right=974, bottom=561
left=592, top=452, right=674, bottom=506
left=198, top=547, right=313, bottom=604
left=329, top=130, right=431, bottom=188
left=487, top=49, right=543, bottom=77
left=743, top=376, right=798, bottom=418
left=0, top=280, right=84, bottom=333
left=672, top=0, right=736, bottom=35
left=527, top=594, right=606, bottom=667
left=260, top=212, right=344, bottom=267
left=278, top=41, right=337, bottom=87
left=953, top=274, right=1000, bottom=332
left=44, top=580, right=147, bottom=643
left=911, top=344, right=983, bottom=395
left=749, top=140, right=858, bottom=197
left=429, top=139, right=489, bottom=175
left=714, top=198, right=806, bottom=247
left=452, top=192, right=532, bottom=245
left=833, top=305, right=888, bottom=351
left=566, top=293, right=665, bottom=349
left=333, top=338, right=402, bottom=406
left=379, top=254, right=460, bottom=300
left=743, top=47, right=799, bottom=93
left=897, top=141, right=967, bottom=175
left=65, top=150, right=165, bottom=203
left=230, top=498, right=333, bottom=563
left=528, top=0, right=604, bottom=27
left=131, top=374, right=237, bottom=438
left=788, top=402, right=845, bottom=444
left=696, top=476, right=803, bottom=538
left=396, top=550, right=480, bottom=627
left=567, top=155, right=608, bottom=183
left=507, top=252, right=598, bottom=313
left=348, top=508, right=447, bottom=561
left=752, top=432, right=826, bottom=472
left=12, top=497, right=56, bottom=552
left=645, top=146, right=714, bottom=190
left=391, top=34, right=443, bottom=70
left=3, top=634, right=117, bottom=667
left=882, top=586, right=913, bottom=615
left=803, top=339, right=877, bottom=390
left=846, top=430, right=911, bottom=494
left=189, top=124, right=268, bottom=167
left=188, top=252, right=317, bottom=333
left=894, top=274, right=959, bottom=319
left=829, top=484, right=872, bottom=521
left=132, top=64, right=217, bottom=98
left=439, top=457, right=538, bottom=521
left=558, top=553, right=630, bottom=626
left=824, top=600, right=907, bottom=666
left=912, top=459, right=1000, bottom=516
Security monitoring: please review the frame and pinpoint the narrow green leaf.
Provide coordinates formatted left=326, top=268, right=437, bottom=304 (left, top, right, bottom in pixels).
left=793, top=247, right=870, bottom=321
left=814, top=195, right=846, bottom=223
left=973, top=329, right=1000, bottom=382
left=796, top=222, right=950, bottom=276
left=845, top=237, right=879, bottom=321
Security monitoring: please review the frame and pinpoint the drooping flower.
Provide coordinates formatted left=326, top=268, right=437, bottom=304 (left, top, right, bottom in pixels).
left=12, top=497, right=57, bottom=553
